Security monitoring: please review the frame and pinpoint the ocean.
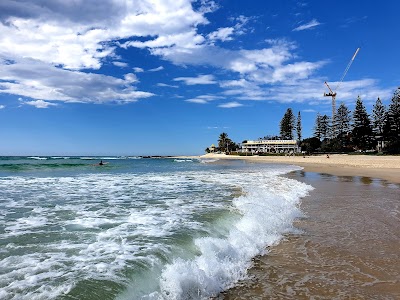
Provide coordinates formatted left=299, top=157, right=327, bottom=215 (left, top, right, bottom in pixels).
left=0, top=156, right=313, bottom=300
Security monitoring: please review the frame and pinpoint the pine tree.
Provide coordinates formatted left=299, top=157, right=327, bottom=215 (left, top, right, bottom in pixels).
left=335, top=102, right=352, bottom=137
left=280, top=108, right=295, bottom=139
left=313, top=113, right=322, bottom=140
left=372, top=97, right=386, bottom=151
left=296, top=111, right=302, bottom=141
left=335, top=102, right=352, bottom=150
left=320, top=114, right=331, bottom=140
left=352, top=96, right=373, bottom=150
left=384, top=88, right=400, bottom=153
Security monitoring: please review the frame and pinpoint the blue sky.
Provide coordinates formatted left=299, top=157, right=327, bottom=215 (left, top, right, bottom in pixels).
left=0, top=0, right=399, bottom=155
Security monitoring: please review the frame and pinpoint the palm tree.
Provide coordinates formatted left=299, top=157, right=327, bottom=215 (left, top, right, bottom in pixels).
left=218, top=132, right=229, bottom=152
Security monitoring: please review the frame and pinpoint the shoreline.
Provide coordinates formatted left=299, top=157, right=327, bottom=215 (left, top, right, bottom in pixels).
left=190, top=153, right=400, bottom=184
left=218, top=170, right=400, bottom=299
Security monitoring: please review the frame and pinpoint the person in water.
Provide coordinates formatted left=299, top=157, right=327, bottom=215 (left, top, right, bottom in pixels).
left=99, top=160, right=104, bottom=165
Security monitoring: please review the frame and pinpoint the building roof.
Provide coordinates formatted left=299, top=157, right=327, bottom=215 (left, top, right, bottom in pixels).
left=242, top=140, right=297, bottom=145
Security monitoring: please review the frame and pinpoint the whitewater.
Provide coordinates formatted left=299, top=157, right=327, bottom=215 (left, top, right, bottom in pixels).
left=0, top=157, right=313, bottom=299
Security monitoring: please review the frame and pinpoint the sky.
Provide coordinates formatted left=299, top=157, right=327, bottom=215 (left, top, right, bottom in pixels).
left=0, top=0, right=399, bottom=156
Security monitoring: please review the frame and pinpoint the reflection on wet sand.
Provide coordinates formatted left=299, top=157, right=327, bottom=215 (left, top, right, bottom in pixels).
left=218, top=172, right=400, bottom=299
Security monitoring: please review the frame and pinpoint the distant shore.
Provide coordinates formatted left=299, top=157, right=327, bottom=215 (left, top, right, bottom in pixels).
left=176, top=153, right=400, bottom=184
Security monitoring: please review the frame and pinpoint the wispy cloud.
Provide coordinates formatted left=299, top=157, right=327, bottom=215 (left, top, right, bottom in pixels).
left=157, top=83, right=178, bottom=88
left=218, top=101, right=243, bottom=108
left=293, top=19, right=321, bottom=31
left=302, top=109, right=317, bottom=113
left=174, top=75, right=217, bottom=85
left=25, top=100, right=58, bottom=109
left=185, top=98, right=208, bottom=104
left=185, top=94, right=224, bottom=104
left=208, top=27, right=235, bottom=42
left=148, top=66, right=164, bottom=72
left=113, top=61, right=128, bottom=68
left=133, top=67, right=144, bottom=73
left=0, top=105, right=5, bottom=109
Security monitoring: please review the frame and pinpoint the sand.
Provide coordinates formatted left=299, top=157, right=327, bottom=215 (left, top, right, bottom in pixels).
left=192, top=154, right=400, bottom=299
left=198, top=153, right=400, bottom=184
left=218, top=171, right=400, bottom=299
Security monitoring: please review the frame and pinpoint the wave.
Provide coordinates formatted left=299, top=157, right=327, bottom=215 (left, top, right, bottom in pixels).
left=0, top=163, right=312, bottom=299
left=199, top=158, right=219, bottom=163
left=0, top=163, right=91, bottom=171
left=153, top=166, right=312, bottom=299
left=174, top=159, right=193, bottom=162
left=27, top=156, right=48, bottom=160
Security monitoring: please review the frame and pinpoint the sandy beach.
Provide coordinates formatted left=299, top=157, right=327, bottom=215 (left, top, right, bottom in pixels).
left=194, top=153, right=400, bottom=299
left=197, top=153, right=400, bottom=184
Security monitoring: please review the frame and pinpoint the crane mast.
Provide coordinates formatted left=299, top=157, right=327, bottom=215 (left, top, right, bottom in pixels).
left=324, top=48, right=360, bottom=132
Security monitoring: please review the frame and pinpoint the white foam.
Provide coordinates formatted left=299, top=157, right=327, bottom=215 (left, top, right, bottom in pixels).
left=156, top=167, right=312, bottom=299
left=199, top=158, right=219, bottom=163
left=0, top=163, right=312, bottom=300
left=174, top=159, right=193, bottom=162
left=27, top=156, right=48, bottom=160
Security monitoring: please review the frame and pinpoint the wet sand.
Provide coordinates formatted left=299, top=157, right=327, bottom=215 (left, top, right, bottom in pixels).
left=197, top=153, right=400, bottom=184
left=217, top=171, right=400, bottom=299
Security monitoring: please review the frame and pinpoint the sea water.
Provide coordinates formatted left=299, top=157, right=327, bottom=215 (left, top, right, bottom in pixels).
left=0, top=156, right=313, bottom=300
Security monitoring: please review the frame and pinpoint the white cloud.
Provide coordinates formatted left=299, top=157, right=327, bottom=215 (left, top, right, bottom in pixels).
left=0, top=0, right=209, bottom=104
left=124, top=73, right=138, bottom=83
left=25, top=100, right=57, bottom=109
left=185, top=94, right=223, bottom=104
left=302, top=109, right=317, bottom=113
left=0, top=105, right=5, bottom=109
left=133, top=67, right=144, bottom=73
left=218, top=101, right=243, bottom=108
left=208, top=27, right=235, bottom=42
left=220, top=77, right=393, bottom=106
left=148, top=66, right=164, bottom=72
left=157, top=83, right=178, bottom=88
left=0, top=59, right=154, bottom=104
left=185, top=98, right=208, bottom=104
left=293, top=19, right=321, bottom=31
left=174, top=74, right=216, bottom=85
left=0, top=0, right=208, bottom=70
left=113, top=61, right=129, bottom=68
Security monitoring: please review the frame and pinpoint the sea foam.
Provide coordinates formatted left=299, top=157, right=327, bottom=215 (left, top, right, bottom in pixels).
left=0, top=162, right=312, bottom=300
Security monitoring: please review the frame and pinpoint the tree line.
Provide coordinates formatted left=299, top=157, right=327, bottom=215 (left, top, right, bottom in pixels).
left=206, top=87, right=400, bottom=154
left=302, top=87, right=400, bottom=154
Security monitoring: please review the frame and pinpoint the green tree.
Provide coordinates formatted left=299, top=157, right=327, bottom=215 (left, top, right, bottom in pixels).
left=320, top=114, right=331, bottom=140
left=218, top=132, right=229, bottom=152
left=372, top=97, right=386, bottom=151
left=335, top=102, right=352, bottom=137
left=335, top=102, right=352, bottom=151
left=352, top=96, right=374, bottom=150
left=313, top=113, right=322, bottom=140
left=300, top=137, right=321, bottom=154
left=384, top=88, right=400, bottom=153
left=296, top=111, right=302, bottom=141
left=314, top=113, right=331, bottom=140
left=217, top=132, right=237, bottom=153
left=280, top=108, right=295, bottom=139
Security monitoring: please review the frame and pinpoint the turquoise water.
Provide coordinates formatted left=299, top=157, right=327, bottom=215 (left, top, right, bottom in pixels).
left=0, top=156, right=312, bottom=300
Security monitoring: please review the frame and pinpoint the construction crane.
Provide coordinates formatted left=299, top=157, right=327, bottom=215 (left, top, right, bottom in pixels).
left=324, top=47, right=360, bottom=124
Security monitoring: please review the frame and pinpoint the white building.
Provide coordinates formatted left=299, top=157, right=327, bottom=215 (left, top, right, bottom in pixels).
left=241, top=139, right=300, bottom=154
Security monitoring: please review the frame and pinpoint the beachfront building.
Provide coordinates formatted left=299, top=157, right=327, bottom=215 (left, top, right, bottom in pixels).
left=241, top=139, right=300, bottom=154
left=208, top=144, right=216, bottom=153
